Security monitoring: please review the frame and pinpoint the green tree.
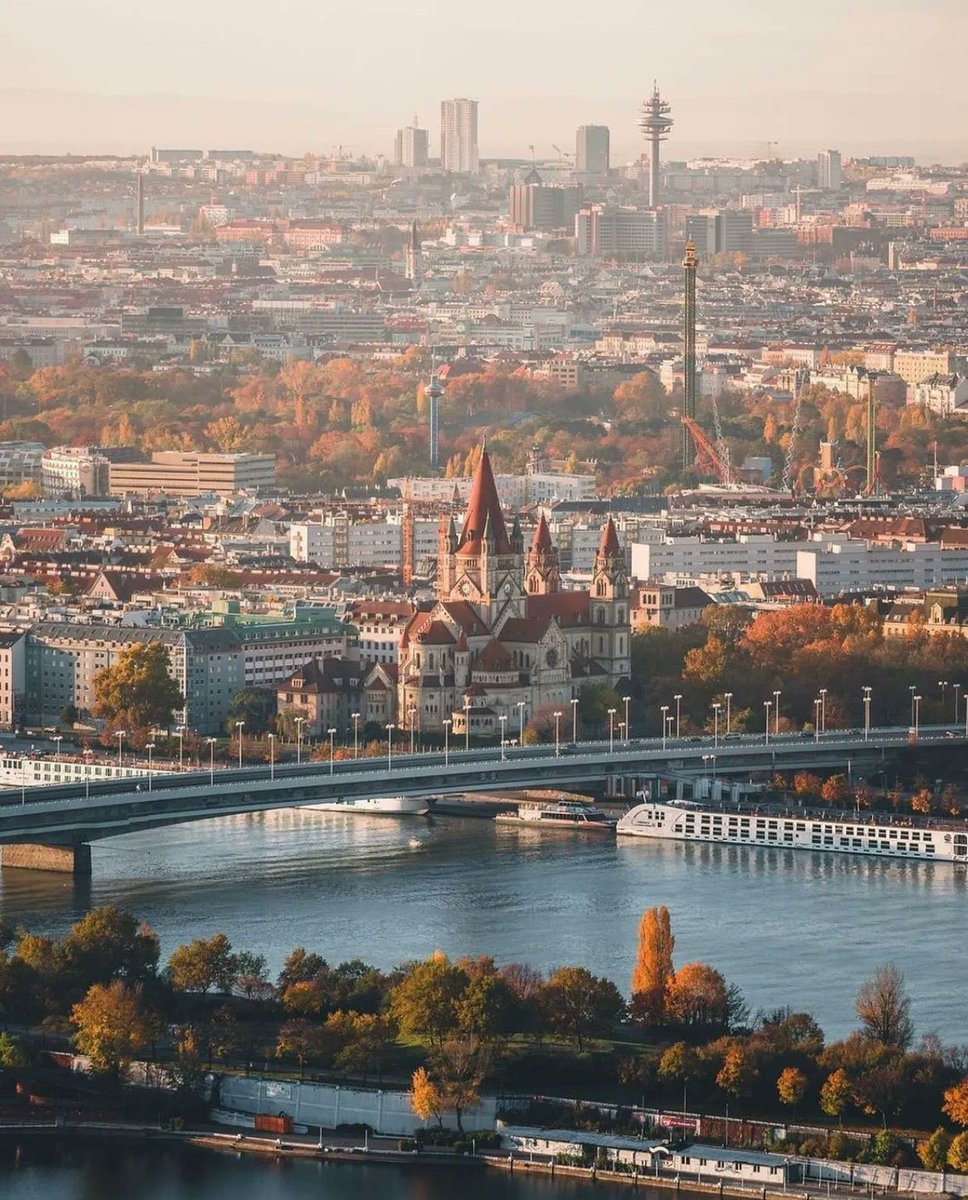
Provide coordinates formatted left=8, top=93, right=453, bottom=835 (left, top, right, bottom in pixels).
left=326, top=1011, right=397, bottom=1078
left=389, top=952, right=467, bottom=1046
left=60, top=906, right=159, bottom=991
left=226, top=688, right=277, bottom=736
left=92, top=643, right=183, bottom=732
left=0, top=1031, right=29, bottom=1068
left=71, top=981, right=153, bottom=1076
left=456, top=971, right=515, bottom=1042
left=658, top=1041, right=704, bottom=1089
left=917, top=1128, right=952, bottom=1172
left=276, top=705, right=311, bottom=742
left=541, top=966, right=625, bottom=1051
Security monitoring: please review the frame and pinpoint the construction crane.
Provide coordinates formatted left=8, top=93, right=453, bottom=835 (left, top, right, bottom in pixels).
left=682, top=417, right=732, bottom=485
left=551, top=144, right=574, bottom=161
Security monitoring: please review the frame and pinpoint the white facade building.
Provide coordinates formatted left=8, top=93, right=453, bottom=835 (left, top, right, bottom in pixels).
left=440, top=98, right=479, bottom=174
left=797, top=542, right=968, bottom=597
left=42, top=446, right=111, bottom=498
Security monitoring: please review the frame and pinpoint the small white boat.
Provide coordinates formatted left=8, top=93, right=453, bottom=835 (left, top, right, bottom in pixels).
left=301, top=795, right=431, bottom=817
left=496, top=798, right=616, bottom=831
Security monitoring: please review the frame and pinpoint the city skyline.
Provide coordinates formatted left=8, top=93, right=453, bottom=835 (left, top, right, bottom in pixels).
left=3, top=0, right=968, bottom=160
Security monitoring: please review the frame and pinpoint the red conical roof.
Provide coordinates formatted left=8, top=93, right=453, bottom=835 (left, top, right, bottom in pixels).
left=598, top=516, right=621, bottom=556
left=457, top=448, right=511, bottom=556
left=531, top=512, right=553, bottom=553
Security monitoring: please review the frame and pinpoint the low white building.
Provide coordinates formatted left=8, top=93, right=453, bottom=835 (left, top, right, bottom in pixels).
left=797, top=540, right=968, bottom=596
left=913, top=373, right=968, bottom=416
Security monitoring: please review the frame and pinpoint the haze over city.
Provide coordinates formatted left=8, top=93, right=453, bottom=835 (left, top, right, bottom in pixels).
left=4, top=0, right=968, bottom=159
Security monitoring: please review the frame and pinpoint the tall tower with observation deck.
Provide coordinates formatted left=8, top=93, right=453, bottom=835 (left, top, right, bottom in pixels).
left=639, top=81, right=673, bottom=208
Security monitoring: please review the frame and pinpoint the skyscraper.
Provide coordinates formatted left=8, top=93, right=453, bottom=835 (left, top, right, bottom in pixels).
left=394, top=117, right=429, bottom=169
left=440, top=98, right=479, bottom=174
left=817, top=149, right=842, bottom=191
left=576, top=125, right=610, bottom=178
left=639, top=82, right=673, bottom=207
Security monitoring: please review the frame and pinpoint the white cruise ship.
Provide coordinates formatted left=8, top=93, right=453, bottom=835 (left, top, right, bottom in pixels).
left=301, top=796, right=431, bottom=817
left=617, top=800, right=968, bottom=863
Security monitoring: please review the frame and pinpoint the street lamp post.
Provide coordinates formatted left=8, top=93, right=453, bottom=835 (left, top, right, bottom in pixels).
left=386, top=723, right=395, bottom=771
left=268, top=733, right=275, bottom=780
left=909, top=685, right=917, bottom=727
left=773, top=690, right=781, bottom=736
left=443, top=719, right=451, bottom=767
left=117, top=729, right=126, bottom=768
left=176, top=725, right=185, bottom=770
left=351, top=712, right=361, bottom=759
left=660, top=705, right=668, bottom=751
left=295, top=716, right=305, bottom=765
left=235, top=720, right=245, bottom=769
left=608, top=707, right=617, bottom=754
left=571, top=697, right=579, bottom=744
left=954, top=684, right=962, bottom=728
left=623, top=694, right=631, bottom=741
left=53, top=734, right=62, bottom=760
left=207, top=737, right=216, bottom=785
left=499, top=714, right=507, bottom=761
left=146, top=741, right=155, bottom=792
left=724, top=692, right=732, bottom=737
left=328, top=727, right=336, bottom=775
left=516, top=700, right=526, bottom=743
left=764, top=700, right=772, bottom=746
left=913, top=694, right=922, bottom=739
left=964, top=693, right=968, bottom=738
left=619, top=720, right=626, bottom=745
left=813, top=698, right=821, bottom=743
left=407, top=706, right=417, bottom=756
left=819, top=688, right=827, bottom=734
left=673, top=694, right=682, bottom=739
left=463, top=700, right=471, bottom=752
left=863, top=686, right=872, bottom=742
left=940, top=680, right=949, bottom=712
left=712, top=702, right=721, bottom=749
left=554, top=710, right=562, bottom=758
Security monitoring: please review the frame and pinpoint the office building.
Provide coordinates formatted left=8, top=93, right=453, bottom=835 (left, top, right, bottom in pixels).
left=509, top=184, right=582, bottom=231
left=715, top=209, right=754, bottom=256
left=108, top=451, right=276, bottom=498
left=440, top=98, right=479, bottom=174
left=818, top=149, right=843, bottom=191
left=393, top=118, right=429, bottom=169
left=0, top=442, right=45, bottom=489
left=41, top=446, right=111, bottom=498
left=575, top=205, right=665, bottom=257
left=576, top=125, right=610, bottom=178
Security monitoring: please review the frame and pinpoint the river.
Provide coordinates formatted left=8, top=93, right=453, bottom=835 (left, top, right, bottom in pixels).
left=0, top=1138, right=643, bottom=1200
left=0, top=809, right=964, bottom=1041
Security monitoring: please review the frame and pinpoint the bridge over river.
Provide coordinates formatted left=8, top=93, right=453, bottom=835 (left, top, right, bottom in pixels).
left=0, top=726, right=960, bottom=873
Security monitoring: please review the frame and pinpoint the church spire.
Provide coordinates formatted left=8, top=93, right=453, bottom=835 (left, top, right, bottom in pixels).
left=457, top=447, right=511, bottom=556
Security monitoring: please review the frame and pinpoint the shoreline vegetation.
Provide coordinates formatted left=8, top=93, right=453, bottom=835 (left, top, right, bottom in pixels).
left=1, top=904, right=968, bottom=1181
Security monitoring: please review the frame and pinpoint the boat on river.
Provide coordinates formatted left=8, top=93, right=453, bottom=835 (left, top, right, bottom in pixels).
left=301, top=795, right=431, bottom=817
left=617, top=798, right=968, bottom=863
left=496, top=798, right=616, bottom=831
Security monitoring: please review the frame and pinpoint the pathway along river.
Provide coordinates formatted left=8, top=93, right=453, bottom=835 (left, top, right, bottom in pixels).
left=0, top=809, right=964, bottom=1040
left=0, top=1137, right=642, bottom=1200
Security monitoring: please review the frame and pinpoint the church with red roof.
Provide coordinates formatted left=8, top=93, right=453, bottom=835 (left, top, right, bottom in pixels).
left=398, top=448, right=630, bottom=738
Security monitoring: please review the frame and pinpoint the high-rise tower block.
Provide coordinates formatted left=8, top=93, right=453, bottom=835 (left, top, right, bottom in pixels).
left=639, top=81, right=673, bottom=208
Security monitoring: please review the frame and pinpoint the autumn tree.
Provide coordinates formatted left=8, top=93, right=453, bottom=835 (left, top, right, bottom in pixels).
left=167, top=933, right=239, bottom=995
left=943, top=1078, right=968, bottom=1127
left=71, top=981, right=153, bottom=1076
left=410, top=1066, right=444, bottom=1126
left=389, top=952, right=467, bottom=1046
left=60, top=906, right=159, bottom=992
left=657, top=1041, right=705, bottom=1091
left=631, top=905, right=675, bottom=1025
left=92, top=642, right=183, bottom=732
left=541, top=966, right=625, bottom=1051
left=855, top=964, right=914, bottom=1049
left=429, top=1037, right=488, bottom=1133
left=777, top=1066, right=808, bottom=1110
left=326, top=1012, right=397, bottom=1079
left=716, top=1043, right=757, bottom=1101
left=821, top=775, right=850, bottom=806
left=276, top=1018, right=328, bottom=1078
left=949, top=1132, right=968, bottom=1173
left=820, top=1068, right=853, bottom=1122
left=665, top=962, right=730, bottom=1032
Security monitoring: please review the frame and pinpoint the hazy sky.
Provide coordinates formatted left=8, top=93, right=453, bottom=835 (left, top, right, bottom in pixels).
left=4, top=0, right=967, bottom=160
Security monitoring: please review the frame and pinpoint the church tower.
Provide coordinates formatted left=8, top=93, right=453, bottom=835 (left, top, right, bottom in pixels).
left=590, top=517, right=630, bottom=682
left=525, top=513, right=561, bottom=595
left=443, top=447, right=524, bottom=620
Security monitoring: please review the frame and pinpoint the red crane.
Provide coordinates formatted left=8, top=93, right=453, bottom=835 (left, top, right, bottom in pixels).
left=682, top=417, right=732, bottom=485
